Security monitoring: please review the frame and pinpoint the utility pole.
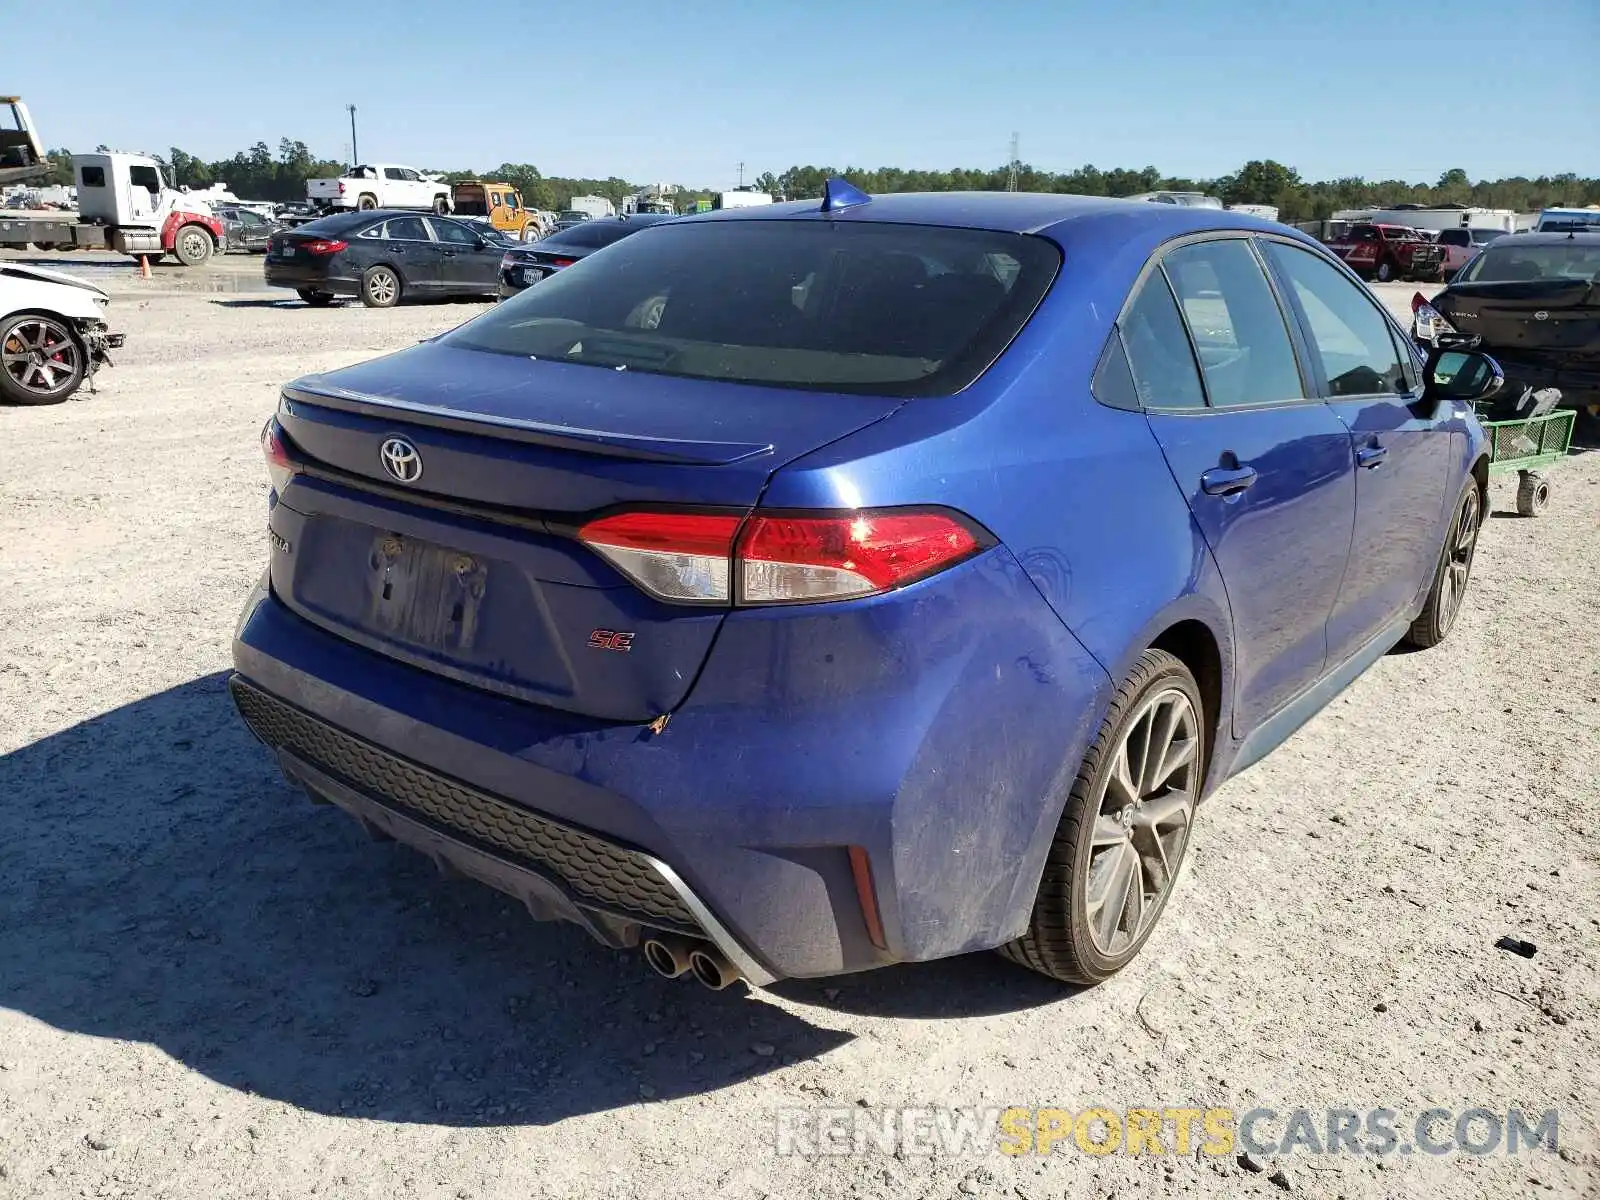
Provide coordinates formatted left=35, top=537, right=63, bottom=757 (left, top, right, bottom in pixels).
left=1006, top=133, right=1020, bottom=192
left=736, top=161, right=745, bottom=188
left=347, top=104, right=359, bottom=167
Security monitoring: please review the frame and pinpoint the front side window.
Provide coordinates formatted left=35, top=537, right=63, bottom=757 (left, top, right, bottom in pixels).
left=503, top=193, right=520, bottom=210
left=1117, top=270, right=1206, bottom=410
left=1262, top=241, right=1407, bottom=397
left=128, top=165, right=161, bottom=194
left=446, top=220, right=1060, bottom=397
left=1162, top=239, right=1304, bottom=407
left=429, top=218, right=478, bottom=246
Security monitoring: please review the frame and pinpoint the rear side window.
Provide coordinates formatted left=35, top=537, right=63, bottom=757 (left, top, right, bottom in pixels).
left=446, top=221, right=1060, bottom=397
left=1118, top=270, right=1206, bottom=410
left=1163, top=240, right=1304, bottom=408
left=79, top=166, right=106, bottom=187
left=1090, top=334, right=1141, bottom=411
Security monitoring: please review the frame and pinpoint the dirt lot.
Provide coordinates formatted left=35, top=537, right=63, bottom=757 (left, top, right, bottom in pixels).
left=1, top=256, right=1596, bottom=1200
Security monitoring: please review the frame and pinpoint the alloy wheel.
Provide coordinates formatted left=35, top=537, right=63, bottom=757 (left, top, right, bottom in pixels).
left=1083, top=686, right=1199, bottom=956
left=368, top=270, right=398, bottom=305
left=1436, top=487, right=1480, bottom=634
left=2, top=318, right=81, bottom=396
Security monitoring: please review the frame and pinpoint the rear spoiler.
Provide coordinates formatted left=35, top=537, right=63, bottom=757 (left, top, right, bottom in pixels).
left=282, top=382, right=776, bottom=466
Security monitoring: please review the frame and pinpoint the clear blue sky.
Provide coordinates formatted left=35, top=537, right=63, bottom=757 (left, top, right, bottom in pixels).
left=15, top=0, right=1597, bottom=186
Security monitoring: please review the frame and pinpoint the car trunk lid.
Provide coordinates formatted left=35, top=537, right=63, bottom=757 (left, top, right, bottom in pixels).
left=1435, top=279, right=1600, bottom=354
left=269, top=340, right=902, bottom=722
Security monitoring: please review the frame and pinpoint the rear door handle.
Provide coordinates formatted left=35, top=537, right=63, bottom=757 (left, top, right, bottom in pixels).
left=1356, top=444, right=1388, bottom=469
left=1199, top=465, right=1258, bottom=496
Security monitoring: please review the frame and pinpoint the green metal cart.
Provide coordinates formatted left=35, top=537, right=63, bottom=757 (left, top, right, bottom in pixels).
left=1476, top=404, right=1576, bottom=517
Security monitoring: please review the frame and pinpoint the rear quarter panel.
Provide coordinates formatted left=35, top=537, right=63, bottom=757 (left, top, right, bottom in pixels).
left=751, top=215, right=1241, bottom=945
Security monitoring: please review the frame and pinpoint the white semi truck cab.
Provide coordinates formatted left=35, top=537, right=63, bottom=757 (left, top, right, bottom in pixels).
left=0, top=150, right=224, bottom=265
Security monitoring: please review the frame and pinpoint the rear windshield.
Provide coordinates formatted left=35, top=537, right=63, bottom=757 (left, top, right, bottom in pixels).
left=1469, top=228, right=1507, bottom=244
left=292, top=211, right=377, bottom=236
left=1459, top=242, right=1600, bottom=283
left=446, top=220, right=1060, bottom=397
left=540, top=221, right=636, bottom=249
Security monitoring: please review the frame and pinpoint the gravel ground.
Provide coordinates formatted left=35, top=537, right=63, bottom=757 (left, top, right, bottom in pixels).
left=1, top=259, right=1596, bottom=1200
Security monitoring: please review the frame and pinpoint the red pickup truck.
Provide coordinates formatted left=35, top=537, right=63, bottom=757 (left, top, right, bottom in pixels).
left=1325, top=223, right=1445, bottom=283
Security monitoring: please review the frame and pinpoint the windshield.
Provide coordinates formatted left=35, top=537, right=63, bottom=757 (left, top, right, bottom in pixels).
left=558, top=211, right=589, bottom=222
left=444, top=220, right=1060, bottom=397
left=1459, top=242, right=1600, bottom=283
left=288, top=210, right=377, bottom=236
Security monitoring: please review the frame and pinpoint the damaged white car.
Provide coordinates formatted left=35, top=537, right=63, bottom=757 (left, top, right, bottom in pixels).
left=0, top=263, right=125, bottom=404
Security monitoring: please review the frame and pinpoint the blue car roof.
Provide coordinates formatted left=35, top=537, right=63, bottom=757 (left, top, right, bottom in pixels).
left=683, top=191, right=1289, bottom=240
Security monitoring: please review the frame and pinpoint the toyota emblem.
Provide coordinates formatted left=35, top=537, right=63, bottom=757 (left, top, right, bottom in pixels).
left=379, top=437, right=424, bottom=483
left=1533, top=310, right=1549, bottom=321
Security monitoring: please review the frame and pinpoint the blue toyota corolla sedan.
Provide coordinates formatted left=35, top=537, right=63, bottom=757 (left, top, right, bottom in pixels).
left=231, top=183, right=1500, bottom=988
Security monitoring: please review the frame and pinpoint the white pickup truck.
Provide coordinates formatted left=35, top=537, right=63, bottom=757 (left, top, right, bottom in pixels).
left=305, top=164, right=452, bottom=214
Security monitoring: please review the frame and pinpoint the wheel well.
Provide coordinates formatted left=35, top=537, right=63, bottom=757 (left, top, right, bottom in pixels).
left=3, top=309, right=86, bottom=344
left=1150, top=620, right=1223, bottom=776
left=1471, top=454, right=1489, bottom=505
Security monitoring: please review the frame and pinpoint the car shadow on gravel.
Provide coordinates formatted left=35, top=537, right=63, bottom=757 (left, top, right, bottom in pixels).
left=0, top=673, right=852, bottom=1127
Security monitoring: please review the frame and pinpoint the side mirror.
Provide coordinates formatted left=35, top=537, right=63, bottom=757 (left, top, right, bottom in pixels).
left=1424, top=348, right=1504, bottom=405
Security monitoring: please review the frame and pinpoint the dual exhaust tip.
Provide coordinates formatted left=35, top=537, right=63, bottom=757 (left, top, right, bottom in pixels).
left=641, top=934, right=742, bottom=990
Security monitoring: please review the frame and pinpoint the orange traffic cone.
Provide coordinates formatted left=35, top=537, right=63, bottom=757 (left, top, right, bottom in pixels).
left=138, top=255, right=151, bottom=280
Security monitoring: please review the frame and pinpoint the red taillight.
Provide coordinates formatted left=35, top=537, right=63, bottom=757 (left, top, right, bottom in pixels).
left=576, top=508, right=987, bottom=606
left=738, top=511, right=982, bottom=603
left=549, top=257, right=577, bottom=268
left=303, top=239, right=347, bottom=255
left=260, top=418, right=294, bottom=495
left=1411, top=291, right=1429, bottom=313
left=578, top=511, right=741, bottom=603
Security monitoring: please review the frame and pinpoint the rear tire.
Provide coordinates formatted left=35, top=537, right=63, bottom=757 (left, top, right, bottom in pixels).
left=1000, top=649, right=1204, bottom=985
left=357, top=193, right=379, bottom=211
left=1515, top=471, right=1550, bottom=517
left=360, top=265, right=401, bottom=308
left=432, top=195, right=451, bottom=216
left=1405, top=477, right=1481, bottom=648
left=172, top=224, right=214, bottom=266
left=296, top=288, right=336, bottom=307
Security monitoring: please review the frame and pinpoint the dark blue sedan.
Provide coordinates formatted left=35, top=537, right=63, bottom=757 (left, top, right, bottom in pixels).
left=233, top=183, right=1499, bottom=988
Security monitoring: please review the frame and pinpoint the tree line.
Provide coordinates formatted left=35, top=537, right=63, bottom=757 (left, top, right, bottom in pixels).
left=38, top=140, right=1600, bottom=221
